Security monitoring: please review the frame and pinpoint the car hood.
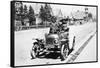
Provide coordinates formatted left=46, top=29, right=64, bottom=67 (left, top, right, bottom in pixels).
left=47, top=34, right=59, bottom=39
left=46, top=34, right=59, bottom=45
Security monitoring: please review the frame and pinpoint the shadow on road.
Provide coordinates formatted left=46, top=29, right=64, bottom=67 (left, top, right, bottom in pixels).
left=38, top=52, right=61, bottom=59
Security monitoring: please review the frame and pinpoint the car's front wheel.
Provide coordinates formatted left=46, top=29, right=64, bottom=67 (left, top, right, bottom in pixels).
left=60, top=44, right=69, bottom=61
left=31, top=43, right=39, bottom=59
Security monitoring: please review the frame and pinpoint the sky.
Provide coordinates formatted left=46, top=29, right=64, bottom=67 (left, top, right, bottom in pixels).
left=22, top=2, right=96, bottom=17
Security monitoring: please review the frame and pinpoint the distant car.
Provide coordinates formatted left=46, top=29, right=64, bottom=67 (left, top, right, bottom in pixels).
left=30, top=27, right=75, bottom=61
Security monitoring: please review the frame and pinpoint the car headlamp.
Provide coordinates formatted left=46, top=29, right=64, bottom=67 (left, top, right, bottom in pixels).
left=54, top=39, right=58, bottom=44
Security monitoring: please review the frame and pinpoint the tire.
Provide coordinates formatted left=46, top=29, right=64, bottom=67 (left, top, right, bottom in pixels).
left=31, top=44, right=39, bottom=59
left=60, top=44, right=69, bottom=61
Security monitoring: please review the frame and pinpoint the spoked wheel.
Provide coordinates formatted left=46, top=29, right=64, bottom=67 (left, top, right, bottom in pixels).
left=60, top=44, right=69, bottom=61
left=31, top=44, right=39, bottom=59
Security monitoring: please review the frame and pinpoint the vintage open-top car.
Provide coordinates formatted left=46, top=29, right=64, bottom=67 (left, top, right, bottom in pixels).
left=30, top=27, right=76, bottom=61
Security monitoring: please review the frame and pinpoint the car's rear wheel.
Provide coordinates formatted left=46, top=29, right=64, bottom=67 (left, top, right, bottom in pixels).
left=60, top=44, right=69, bottom=61
left=31, top=43, right=39, bottom=59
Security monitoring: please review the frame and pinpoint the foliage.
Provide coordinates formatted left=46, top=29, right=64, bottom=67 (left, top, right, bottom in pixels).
left=39, top=4, right=56, bottom=23
left=28, top=5, right=36, bottom=25
left=88, top=13, right=93, bottom=18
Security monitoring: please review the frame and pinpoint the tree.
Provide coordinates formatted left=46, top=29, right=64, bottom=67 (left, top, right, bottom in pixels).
left=39, top=4, right=53, bottom=25
left=20, top=5, right=28, bottom=20
left=28, top=5, right=36, bottom=25
left=20, top=5, right=23, bottom=14
left=15, top=2, right=23, bottom=21
left=23, top=5, right=28, bottom=15
left=20, top=5, right=28, bottom=26
left=20, top=5, right=24, bottom=25
left=22, top=5, right=28, bottom=19
left=39, top=5, right=45, bottom=25
left=88, top=13, right=92, bottom=18
left=44, top=4, right=52, bottom=22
